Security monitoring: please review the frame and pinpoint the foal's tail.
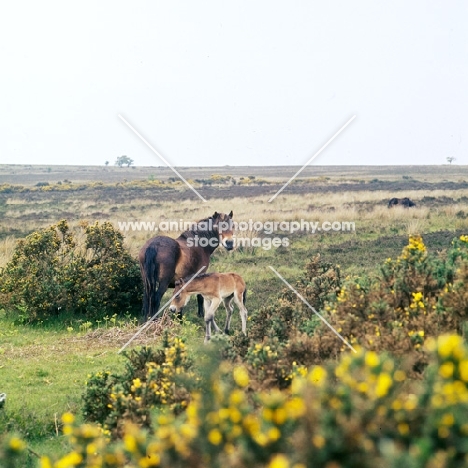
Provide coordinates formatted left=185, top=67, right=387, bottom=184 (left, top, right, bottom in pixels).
left=140, top=245, right=158, bottom=320
left=242, top=287, right=247, bottom=306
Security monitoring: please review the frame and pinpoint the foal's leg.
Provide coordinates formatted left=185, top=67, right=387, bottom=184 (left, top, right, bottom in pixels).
left=233, top=291, right=248, bottom=335
left=203, top=298, right=213, bottom=342
left=205, top=298, right=222, bottom=334
left=222, top=296, right=234, bottom=334
left=204, top=298, right=221, bottom=344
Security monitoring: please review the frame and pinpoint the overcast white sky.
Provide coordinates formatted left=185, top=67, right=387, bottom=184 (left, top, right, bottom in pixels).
left=1, top=1, right=467, bottom=167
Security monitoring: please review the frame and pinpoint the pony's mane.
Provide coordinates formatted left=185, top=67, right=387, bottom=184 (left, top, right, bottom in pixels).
left=194, top=273, right=214, bottom=280
left=178, top=216, right=218, bottom=240
left=178, top=213, right=232, bottom=240
left=178, top=272, right=214, bottom=284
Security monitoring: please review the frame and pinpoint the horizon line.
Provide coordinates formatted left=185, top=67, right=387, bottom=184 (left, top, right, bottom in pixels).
left=0, top=163, right=465, bottom=168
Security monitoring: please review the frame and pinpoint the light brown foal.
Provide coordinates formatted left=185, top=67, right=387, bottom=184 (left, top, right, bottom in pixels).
left=169, top=273, right=248, bottom=344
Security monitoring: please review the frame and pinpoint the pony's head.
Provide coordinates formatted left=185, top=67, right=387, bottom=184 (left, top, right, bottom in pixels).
left=213, top=210, right=234, bottom=251
left=169, top=279, right=190, bottom=314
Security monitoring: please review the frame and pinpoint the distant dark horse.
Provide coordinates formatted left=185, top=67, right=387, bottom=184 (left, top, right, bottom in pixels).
left=139, top=211, right=234, bottom=321
left=388, top=197, right=416, bottom=208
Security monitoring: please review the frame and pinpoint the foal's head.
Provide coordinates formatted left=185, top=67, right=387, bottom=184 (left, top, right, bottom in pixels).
left=213, top=211, right=234, bottom=251
left=169, top=280, right=190, bottom=314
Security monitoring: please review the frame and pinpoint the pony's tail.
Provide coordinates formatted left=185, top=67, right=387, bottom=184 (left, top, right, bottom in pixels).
left=140, top=245, right=158, bottom=320
left=242, top=287, right=247, bottom=306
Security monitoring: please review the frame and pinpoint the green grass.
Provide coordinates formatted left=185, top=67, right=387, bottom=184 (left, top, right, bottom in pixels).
left=0, top=313, right=127, bottom=461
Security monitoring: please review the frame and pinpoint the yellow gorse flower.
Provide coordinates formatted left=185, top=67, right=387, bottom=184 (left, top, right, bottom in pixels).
left=8, top=437, right=25, bottom=452
left=375, top=373, right=393, bottom=398
left=308, top=366, right=327, bottom=386
left=61, top=412, right=75, bottom=425
left=268, top=454, right=290, bottom=468
left=55, top=451, right=83, bottom=468
left=437, top=335, right=463, bottom=359
left=208, top=429, right=222, bottom=445
left=233, top=366, right=249, bottom=388
left=407, top=235, right=426, bottom=252
left=439, top=362, right=455, bottom=379
left=365, top=351, right=380, bottom=368
left=40, top=457, right=53, bottom=468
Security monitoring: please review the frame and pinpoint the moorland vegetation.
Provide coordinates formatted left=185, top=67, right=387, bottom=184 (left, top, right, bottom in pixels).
left=1, top=165, right=468, bottom=467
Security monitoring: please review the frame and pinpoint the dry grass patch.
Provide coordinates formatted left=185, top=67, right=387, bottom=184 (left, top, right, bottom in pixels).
left=0, top=236, right=16, bottom=268
left=75, top=310, right=176, bottom=348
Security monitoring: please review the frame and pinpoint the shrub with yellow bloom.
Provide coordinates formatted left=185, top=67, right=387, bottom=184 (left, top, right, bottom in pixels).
left=8, top=335, right=468, bottom=467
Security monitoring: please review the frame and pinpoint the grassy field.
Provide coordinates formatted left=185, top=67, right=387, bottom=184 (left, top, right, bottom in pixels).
left=1, top=164, right=468, bottom=464
left=1, top=163, right=467, bottom=185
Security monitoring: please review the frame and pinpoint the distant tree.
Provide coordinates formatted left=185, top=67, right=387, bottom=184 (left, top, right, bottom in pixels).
left=115, top=155, right=134, bottom=167
left=105, top=161, right=109, bottom=166
left=447, top=156, right=456, bottom=165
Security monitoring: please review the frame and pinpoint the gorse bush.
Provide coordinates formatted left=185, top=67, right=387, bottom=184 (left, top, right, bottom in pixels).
left=311, top=235, right=468, bottom=376
left=20, top=336, right=468, bottom=468
left=83, top=334, right=196, bottom=438
left=0, top=434, right=27, bottom=468
left=0, top=221, right=69, bottom=320
left=0, top=220, right=141, bottom=321
left=218, top=235, right=468, bottom=389
left=220, top=254, right=341, bottom=388
left=250, top=254, right=340, bottom=344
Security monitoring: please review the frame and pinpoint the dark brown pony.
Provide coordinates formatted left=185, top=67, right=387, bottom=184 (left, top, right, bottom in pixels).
left=139, top=211, right=234, bottom=321
left=388, top=197, right=416, bottom=208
